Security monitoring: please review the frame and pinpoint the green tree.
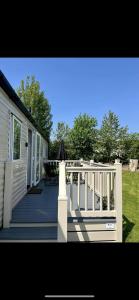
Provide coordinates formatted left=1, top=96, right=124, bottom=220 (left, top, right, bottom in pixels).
left=127, top=133, right=139, bottom=159
left=17, top=76, right=53, bottom=140
left=48, top=140, right=59, bottom=159
left=54, top=122, right=70, bottom=142
left=98, top=111, right=128, bottom=162
left=49, top=122, right=71, bottom=159
left=70, top=114, right=98, bottom=160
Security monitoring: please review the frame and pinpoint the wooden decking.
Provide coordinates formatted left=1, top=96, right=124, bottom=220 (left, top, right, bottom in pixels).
left=11, top=180, right=58, bottom=223
left=0, top=227, right=57, bottom=241
left=0, top=180, right=116, bottom=242
left=0, top=180, right=58, bottom=241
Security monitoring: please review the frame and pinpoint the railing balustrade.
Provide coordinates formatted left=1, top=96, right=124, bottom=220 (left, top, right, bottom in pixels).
left=57, top=159, right=122, bottom=242
left=66, top=165, right=116, bottom=214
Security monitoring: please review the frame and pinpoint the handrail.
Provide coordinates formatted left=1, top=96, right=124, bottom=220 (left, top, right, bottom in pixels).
left=66, top=166, right=116, bottom=172
left=44, top=159, right=111, bottom=168
left=44, top=159, right=60, bottom=162
left=83, top=161, right=111, bottom=167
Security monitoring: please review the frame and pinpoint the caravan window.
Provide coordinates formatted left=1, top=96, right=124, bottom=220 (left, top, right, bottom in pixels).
left=13, top=116, right=21, bottom=160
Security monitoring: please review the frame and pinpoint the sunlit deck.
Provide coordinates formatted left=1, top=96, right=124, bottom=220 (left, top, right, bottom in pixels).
left=0, top=159, right=122, bottom=242
left=0, top=180, right=58, bottom=241
left=0, top=180, right=105, bottom=241
left=11, top=180, right=58, bottom=224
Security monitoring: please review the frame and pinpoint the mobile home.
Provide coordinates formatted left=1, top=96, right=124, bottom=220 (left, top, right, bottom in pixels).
left=0, top=70, right=48, bottom=228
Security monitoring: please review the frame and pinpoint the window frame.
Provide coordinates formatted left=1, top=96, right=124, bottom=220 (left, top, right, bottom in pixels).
left=12, top=115, right=22, bottom=161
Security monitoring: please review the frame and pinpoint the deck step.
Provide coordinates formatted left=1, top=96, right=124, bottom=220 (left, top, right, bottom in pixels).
left=0, top=239, right=58, bottom=243
left=0, top=226, right=57, bottom=240
left=10, top=222, right=57, bottom=228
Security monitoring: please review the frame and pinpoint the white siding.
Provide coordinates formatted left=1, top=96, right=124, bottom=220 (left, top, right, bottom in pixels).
left=0, top=87, right=48, bottom=213
left=0, top=163, right=4, bottom=227
left=12, top=161, right=27, bottom=208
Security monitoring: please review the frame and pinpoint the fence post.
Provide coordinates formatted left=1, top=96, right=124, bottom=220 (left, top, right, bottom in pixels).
left=3, top=161, right=13, bottom=228
left=58, top=161, right=68, bottom=242
left=114, top=159, right=122, bottom=242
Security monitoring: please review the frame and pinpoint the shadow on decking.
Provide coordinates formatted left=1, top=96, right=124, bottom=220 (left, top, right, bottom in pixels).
left=11, top=179, right=58, bottom=223
left=123, top=215, right=135, bottom=242
left=70, top=210, right=90, bottom=242
left=67, top=183, right=94, bottom=242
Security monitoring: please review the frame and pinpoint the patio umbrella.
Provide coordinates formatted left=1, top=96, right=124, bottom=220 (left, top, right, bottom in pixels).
left=57, top=139, right=67, bottom=160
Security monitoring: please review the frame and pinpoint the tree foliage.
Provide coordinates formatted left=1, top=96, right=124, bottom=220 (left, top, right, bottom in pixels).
left=49, top=122, right=71, bottom=159
left=17, top=76, right=53, bottom=140
left=127, top=133, right=139, bottom=159
left=48, top=111, right=139, bottom=163
left=16, top=74, right=139, bottom=163
left=54, top=122, right=71, bottom=142
left=97, top=111, right=128, bottom=162
left=69, top=114, right=98, bottom=160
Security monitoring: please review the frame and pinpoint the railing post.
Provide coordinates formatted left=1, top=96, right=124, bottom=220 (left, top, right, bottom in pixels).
left=89, top=160, right=94, bottom=189
left=3, top=161, right=13, bottom=228
left=58, top=161, right=68, bottom=242
left=114, top=159, right=122, bottom=242
left=90, top=159, right=94, bottom=165
left=80, top=158, right=85, bottom=180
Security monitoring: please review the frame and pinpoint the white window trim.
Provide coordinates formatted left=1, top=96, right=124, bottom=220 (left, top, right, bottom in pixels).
left=12, top=115, right=22, bottom=161
left=8, top=111, right=12, bottom=160
left=31, top=130, right=36, bottom=186
left=35, top=132, right=41, bottom=185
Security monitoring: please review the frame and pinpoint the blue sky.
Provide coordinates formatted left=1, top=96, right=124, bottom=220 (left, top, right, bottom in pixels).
left=0, top=58, right=139, bottom=134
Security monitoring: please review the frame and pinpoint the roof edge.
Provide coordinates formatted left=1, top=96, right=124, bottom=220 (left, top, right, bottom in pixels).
left=0, top=70, right=48, bottom=142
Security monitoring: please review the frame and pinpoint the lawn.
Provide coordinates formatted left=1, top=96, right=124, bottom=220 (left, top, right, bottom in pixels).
left=123, top=170, right=139, bottom=242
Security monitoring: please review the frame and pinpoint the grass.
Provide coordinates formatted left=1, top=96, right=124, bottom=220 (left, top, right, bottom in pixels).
left=123, top=170, right=139, bottom=242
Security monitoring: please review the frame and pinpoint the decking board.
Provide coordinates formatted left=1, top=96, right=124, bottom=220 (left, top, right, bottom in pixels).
left=11, top=181, right=58, bottom=223
left=0, top=226, right=57, bottom=240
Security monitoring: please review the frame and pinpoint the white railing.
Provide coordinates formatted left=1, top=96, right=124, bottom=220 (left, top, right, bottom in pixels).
left=44, top=159, right=81, bottom=167
left=43, top=159, right=59, bottom=166
left=65, top=160, right=81, bottom=167
left=66, top=166, right=116, bottom=214
left=57, top=159, right=122, bottom=242
left=57, top=161, right=68, bottom=242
